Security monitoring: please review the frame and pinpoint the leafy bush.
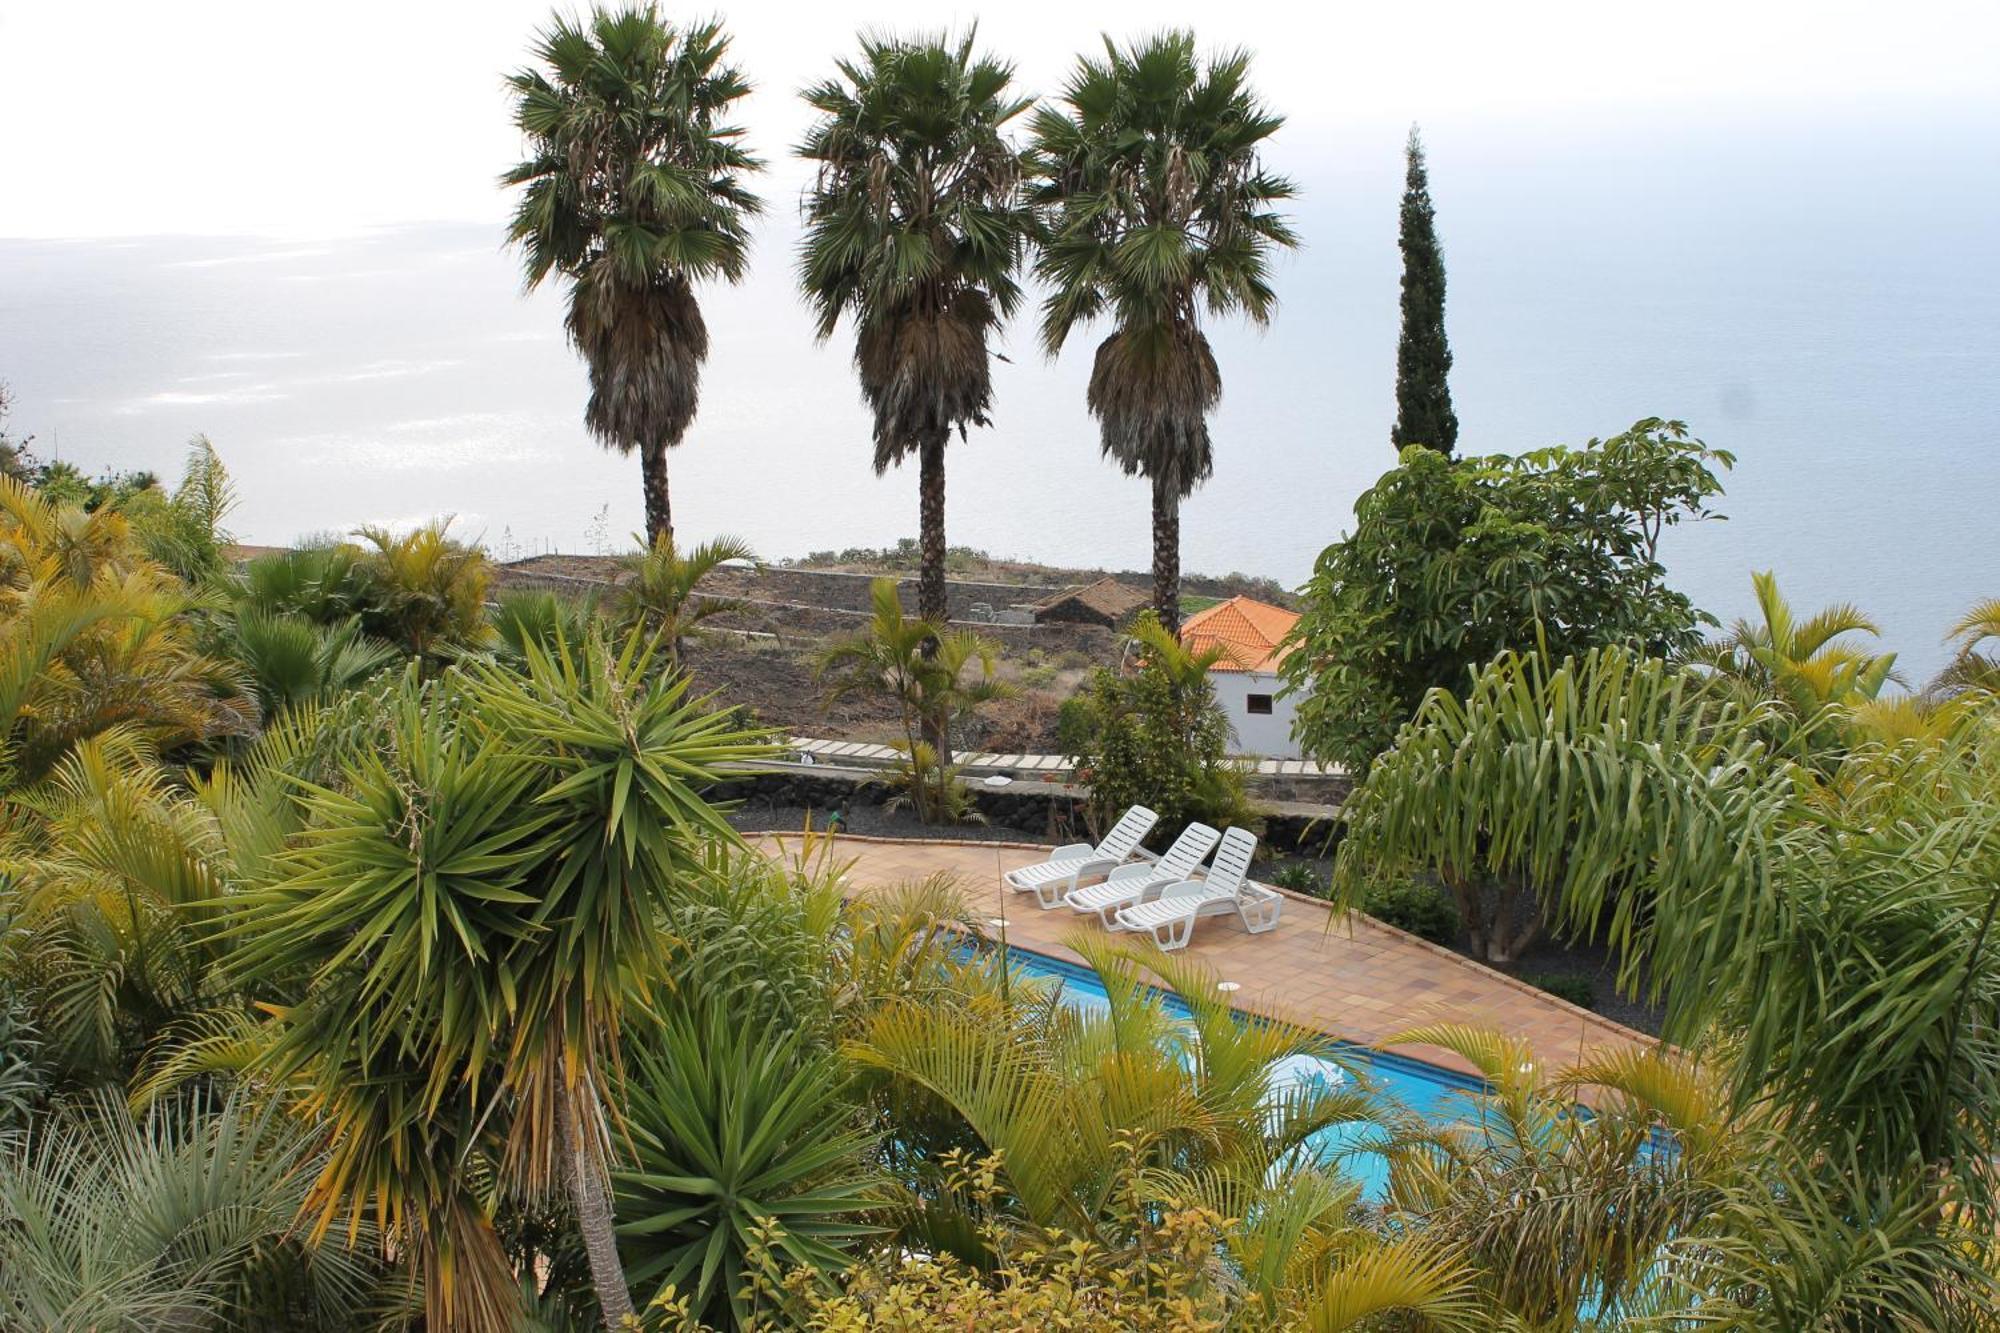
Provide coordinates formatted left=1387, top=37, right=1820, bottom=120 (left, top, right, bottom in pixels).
left=1360, top=880, right=1461, bottom=944
left=1283, top=421, right=1730, bottom=773
left=1053, top=695, right=1099, bottom=757
left=1267, top=861, right=1326, bottom=895
left=1064, top=614, right=1259, bottom=840
left=1520, top=971, right=1596, bottom=1010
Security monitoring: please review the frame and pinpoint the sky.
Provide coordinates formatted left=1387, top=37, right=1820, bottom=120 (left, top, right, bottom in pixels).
left=3, top=0, right=1998, bottom=240
left=0, top=1, right=1996, bottom=677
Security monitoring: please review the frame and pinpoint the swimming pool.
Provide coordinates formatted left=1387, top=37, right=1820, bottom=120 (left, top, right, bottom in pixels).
left=1001, top=943, right=1486, bottom=1198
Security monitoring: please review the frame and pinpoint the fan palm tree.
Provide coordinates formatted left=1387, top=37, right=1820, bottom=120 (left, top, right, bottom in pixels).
left=796, top=31, right=1033, bottom=634
left=613, top=532, right=752, bottom=663
left=1027, top=32, right=1297, bottom=632
left=504, top=6, right=762, bottom=544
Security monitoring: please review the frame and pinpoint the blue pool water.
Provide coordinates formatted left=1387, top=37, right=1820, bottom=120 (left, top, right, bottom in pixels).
left=1002, top=944, right=1487, bottom=1199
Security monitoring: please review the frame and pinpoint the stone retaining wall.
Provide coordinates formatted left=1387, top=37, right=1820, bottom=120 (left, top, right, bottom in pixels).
left=713, top=763, right=1336, bottom=853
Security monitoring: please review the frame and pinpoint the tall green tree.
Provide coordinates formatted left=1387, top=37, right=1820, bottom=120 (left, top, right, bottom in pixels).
left=796, top=31, right=1032, bottom=635
left=1280, top=420, right=1729, bottom=775
left=1027, top=32, right=1297, bottom=632
left=1390, top=126, right=1457, bottom=454
left=504, top=6, right=763, bottom=545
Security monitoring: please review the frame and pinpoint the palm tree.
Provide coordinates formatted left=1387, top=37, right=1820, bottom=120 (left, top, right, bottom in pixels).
left=796, top=31, right=1033, bottom=633
left=1934, top=596, right=2000, bottom=696
left=613, top=532, right=752, bottom=663
left=504, top=7, right=762, bottom=545
left=1689, top=570, right=1899, bottom=722
left=1027, top=32, right=1297, bottom=632
left=814, top=578, right=1007, bottom=821
left=848, top=933, right=1478, bottom=1325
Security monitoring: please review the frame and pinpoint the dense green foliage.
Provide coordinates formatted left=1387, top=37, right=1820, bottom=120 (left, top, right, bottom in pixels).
left=504, top=6, right=762, bottom=544
left=1359, top=878, right=1461, bottom=944
left=1062, top=612, right=1258, bottom=840
left=1027, top=32, right=1296, bottom=631
left=1282, top=420, right=1731, bottom=774
left=796, top=32, right=1031, bottom=629
left=1333, top=643, right=2000, bottom=1323
left=1390, top=127, right=1458, bottom=455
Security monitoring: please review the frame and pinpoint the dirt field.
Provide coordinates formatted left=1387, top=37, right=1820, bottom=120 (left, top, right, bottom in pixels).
left=493, top=552, right=1129, bottom=751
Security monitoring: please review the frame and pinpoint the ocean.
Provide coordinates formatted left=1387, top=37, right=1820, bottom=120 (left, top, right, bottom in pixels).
left=1, top=117, right=1994, bottom=680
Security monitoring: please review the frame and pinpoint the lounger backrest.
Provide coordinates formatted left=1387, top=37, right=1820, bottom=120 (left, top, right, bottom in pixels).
left=1156, top=822, right=1221, bottom=880
left=1206, top=826, right=1259, bottom=895
left=1095, top=805, right=1158, bottom=861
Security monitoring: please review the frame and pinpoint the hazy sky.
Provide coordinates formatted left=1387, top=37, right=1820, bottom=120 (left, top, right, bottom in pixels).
left=3, top=0, right=1998, bottom=239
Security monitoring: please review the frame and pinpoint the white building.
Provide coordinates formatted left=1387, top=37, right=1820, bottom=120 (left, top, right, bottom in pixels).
left=1178, top=596, right=1307, bottom=760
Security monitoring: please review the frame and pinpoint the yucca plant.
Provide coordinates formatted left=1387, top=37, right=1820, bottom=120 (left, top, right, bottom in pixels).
left=615, top=994, right=882, bottom=1328
left=226, top=630, right=771, bottom=1329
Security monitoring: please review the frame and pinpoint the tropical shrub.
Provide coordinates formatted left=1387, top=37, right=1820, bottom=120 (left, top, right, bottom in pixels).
left=613, top=534, right=752, bottom=662
left=1360, top=879, right=1460, bottom=944
left=1333, top=643, right=2000, bottom=1323
left=349, top=520, right=492, bottom=663
left=815, top=578, right=1009, bottom=824
left=616, top=996, right=881, bottom=1329
left=1268, top=860, right=1326, bottom=895
left=1517, top=971, right=1595, bottom=1010
left=1281, top=421, right=1729, bottom=773
left=0, top=478, right=257, bottom=783
left=1064, top=612, right=1258, bottom=840
left=0, top=1091, right=386, bottom=1331
left=120, top=436, right=236, bottom=584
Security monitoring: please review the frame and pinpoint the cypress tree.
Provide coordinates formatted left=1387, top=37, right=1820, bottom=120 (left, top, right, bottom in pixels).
left=1391, top=125, right=1458, bottom=454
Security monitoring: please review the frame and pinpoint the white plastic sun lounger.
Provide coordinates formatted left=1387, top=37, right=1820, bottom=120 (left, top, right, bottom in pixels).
left=1003, top=805, right=1159, bottom=909
left=1063, top=821, right=1221, bottom=928
left=1113, top=826, right=1282, bottom=951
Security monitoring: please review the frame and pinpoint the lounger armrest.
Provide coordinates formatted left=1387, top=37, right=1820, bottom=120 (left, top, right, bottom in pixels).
left=1048, top=842, right=1096, bottom=862
left=1103, top=861, right=1163, bottom=885
left=1153, top=878, right=1206, bottom=901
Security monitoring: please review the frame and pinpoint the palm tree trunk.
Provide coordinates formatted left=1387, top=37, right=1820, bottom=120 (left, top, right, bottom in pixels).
left=556, top=1082, right=636, bottom=1329
left=641, top=440, right=673, bottom=548
left=1151, top=473, right=1182, bottom=635
left=917, top=433, right=951, bottom=764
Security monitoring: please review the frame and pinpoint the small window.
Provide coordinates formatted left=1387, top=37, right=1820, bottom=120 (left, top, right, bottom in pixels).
left=1246, top=693, right=1274, bottom=715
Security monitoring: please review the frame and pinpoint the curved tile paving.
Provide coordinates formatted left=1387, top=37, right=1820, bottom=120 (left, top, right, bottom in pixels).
left=754, top=833, right=1655, bottom=1081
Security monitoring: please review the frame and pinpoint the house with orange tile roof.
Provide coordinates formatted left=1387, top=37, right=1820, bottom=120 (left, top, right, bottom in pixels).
left=1177, top=595, right=1307, bottom=758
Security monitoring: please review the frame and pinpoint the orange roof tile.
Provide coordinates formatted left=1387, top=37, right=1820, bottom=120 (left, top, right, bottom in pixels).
left=1178, top=595, right=1301, bottom=673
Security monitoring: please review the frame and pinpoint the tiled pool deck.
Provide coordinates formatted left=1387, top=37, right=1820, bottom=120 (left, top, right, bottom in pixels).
left=755, top=832, right=1655, bottom=1080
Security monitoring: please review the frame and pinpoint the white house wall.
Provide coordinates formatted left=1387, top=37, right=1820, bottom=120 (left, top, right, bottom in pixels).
left=1211, top=670, right=1303, bottom=759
